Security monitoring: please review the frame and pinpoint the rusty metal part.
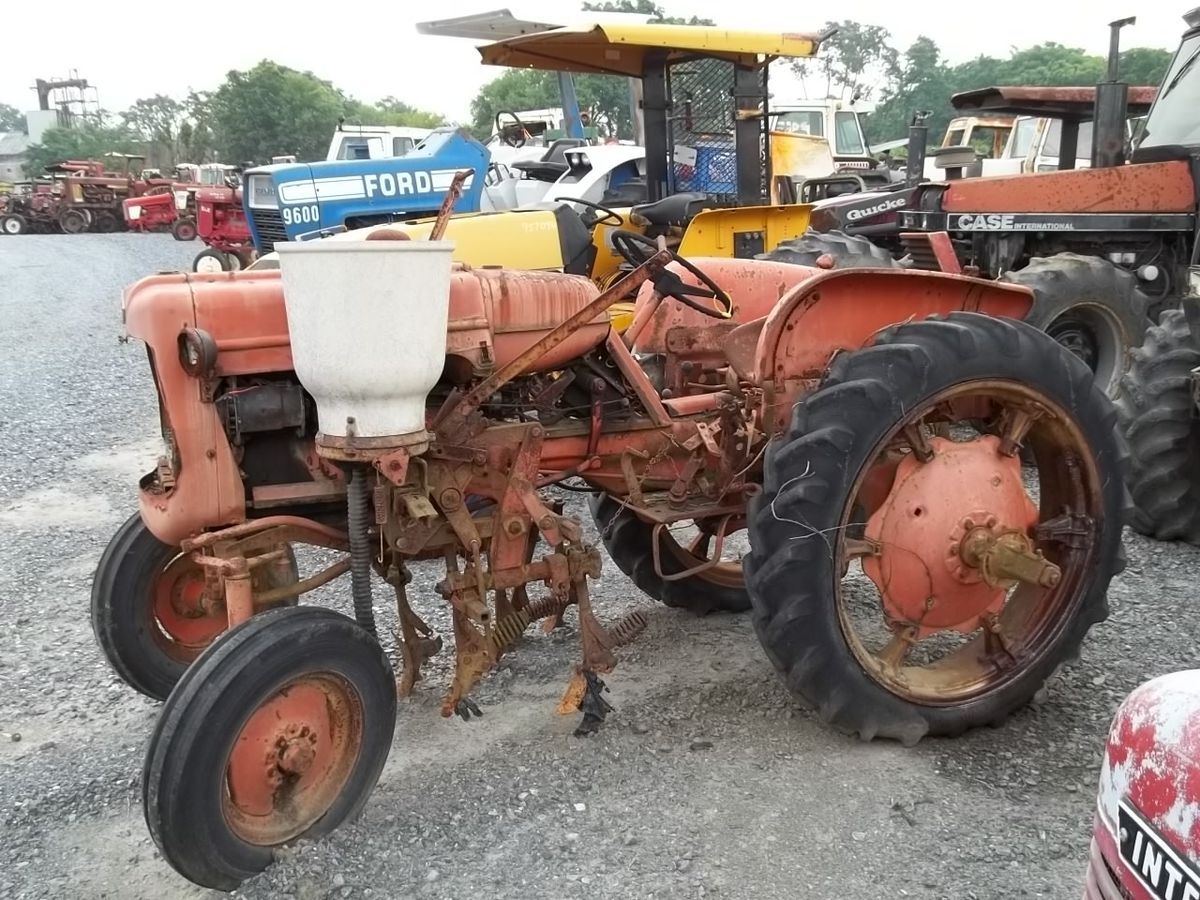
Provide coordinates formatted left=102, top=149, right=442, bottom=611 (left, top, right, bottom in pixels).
left=652, top=516, right=732, bottom=582
left=433, top=247, right=674, bottom=436
left=489, top=595, right=569, bottom=654
left=223, top=563, right=254, bottom=627
left=223, top=673, right=363, bottom=845
left=604, top=330, right=671, bottom=425
left=255, top=558, right=351, bottom=607
left=607, top=609, right=648, bottom=647
left=940, top=158, right=1193, bottom=214
left=441, top=607, right=494, bottom=718
left=862, top=434, right=1039, bottom=637
left=959, top=527, right=1062, bottom=589
left=182, top=516, right=349, bottom=553
left=428, top=170, right=472, bottom=241
left=574, top=577, right=617, bottom=675
left=388, top=564, right=442, bottom=698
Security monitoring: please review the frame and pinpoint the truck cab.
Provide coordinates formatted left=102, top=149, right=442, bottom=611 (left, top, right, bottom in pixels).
left=768, top=98, right=876, bottom=174
left=326, top=125, right=435, bottom=161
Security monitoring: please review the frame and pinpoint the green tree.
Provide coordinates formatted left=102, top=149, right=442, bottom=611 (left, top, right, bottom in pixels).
left=23, top=123, right=142, bottom=176
left=869, top=39, right=1170, bottom=147
left=1120, top=47, right=1172, bottom=85
left=208, top=60, right=348, bottom=163
left=121, top=94, right=183, bottom=167
left=0, top=103, right=25, bottom=133
left=177, top=91, right=217, bottom=163
left=344, top=96, right=445, bottom=129
left=794, top=20, right=899, bottom=100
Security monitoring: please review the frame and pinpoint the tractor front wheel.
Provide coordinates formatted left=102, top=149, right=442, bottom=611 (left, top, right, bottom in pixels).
left=172, top=217, right=197, bottom=241
left=1, top=213, right=28, bottom=235
left=91, top=513, right=298, bottom=700
left=589, top=493, right=750, bottom=614
left=143, top=607, right=396, bottom=891
left=1002, top=253, right=1150, bottom=400
left=193, top=248, right=233, bottom=273
left=745, top=312, right=1126, bottom=744
left=1116, top=307, right=1200, bottom=542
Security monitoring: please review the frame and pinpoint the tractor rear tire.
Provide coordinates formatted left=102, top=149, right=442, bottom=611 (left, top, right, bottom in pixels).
left=1002, top=253, right=1150, bottom=401
left=757, top=229, right=903, bottom=269
left=91, top=513, right=298, bottom=701
left=1116, top=307, right=1200, bottom=542
left=745, top=312, right=1127, bottom=744
left=588, top=493, right=750, bottom=614
left=172, top=217, right=197, bottom=241
left=1, top=213, right=27, bottom=235
left=59, top=209, right=89, bottom=235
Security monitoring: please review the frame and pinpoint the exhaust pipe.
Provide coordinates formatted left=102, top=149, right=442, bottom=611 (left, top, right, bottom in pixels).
left=905, top=110, right=931, bottom=187
left=1092, top=16, right=1136, bottom=168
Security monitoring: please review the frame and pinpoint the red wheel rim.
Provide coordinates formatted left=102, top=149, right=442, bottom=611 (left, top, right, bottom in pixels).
left=835, top=380, right=1101, bottom=705
left=223, top=674, right=364, bottom=845
left=152, top=554, right=227, bottom=661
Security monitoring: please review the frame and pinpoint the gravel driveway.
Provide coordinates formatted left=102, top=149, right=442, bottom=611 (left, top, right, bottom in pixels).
left=0, top=233, right=1192, bottom=900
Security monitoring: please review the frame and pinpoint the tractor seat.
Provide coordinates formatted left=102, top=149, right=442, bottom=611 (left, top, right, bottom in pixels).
left=631, top=192, right=714, bottom=228
left=724, top=317, right=766, bottom=383
left=511, top=138, right=587, bottom=183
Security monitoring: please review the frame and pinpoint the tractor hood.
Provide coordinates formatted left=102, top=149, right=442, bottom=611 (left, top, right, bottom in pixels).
left=242, top=128, right=488, bottom=253
left=928, top=159, right=1195, bottom=215
left=1094, top=670, right=1200, bottom=899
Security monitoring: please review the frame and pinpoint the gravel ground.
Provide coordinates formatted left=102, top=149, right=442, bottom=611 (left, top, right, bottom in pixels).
left=1, top=232, right=1196, bottom=900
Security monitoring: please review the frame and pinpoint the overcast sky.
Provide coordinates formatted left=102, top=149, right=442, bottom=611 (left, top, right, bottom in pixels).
left=1, top=1, right=1186, bottom=124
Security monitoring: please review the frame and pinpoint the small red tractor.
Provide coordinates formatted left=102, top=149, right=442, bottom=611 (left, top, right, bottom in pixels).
left=191, top=184, right=256, bottom=272
left=99, top=211, right=1126, bottom=888
left=1086, top=669, right=1200, bottom=899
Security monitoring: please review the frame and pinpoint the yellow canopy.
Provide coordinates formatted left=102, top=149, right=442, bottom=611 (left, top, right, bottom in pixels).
left=477, top=22, right=823, bottom=77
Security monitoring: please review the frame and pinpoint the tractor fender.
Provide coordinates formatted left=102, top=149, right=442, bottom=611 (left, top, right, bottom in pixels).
left=754, top=268, right=1033, bottom=433
left=122, top=274, right=262, bottom=545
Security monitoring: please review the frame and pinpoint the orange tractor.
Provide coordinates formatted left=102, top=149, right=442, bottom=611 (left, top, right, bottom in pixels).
left=99, top=209, right=1127, bottom=888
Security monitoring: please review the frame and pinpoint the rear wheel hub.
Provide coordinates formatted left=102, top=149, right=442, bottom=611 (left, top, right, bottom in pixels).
left=862, top=435, right=1039, bottom=637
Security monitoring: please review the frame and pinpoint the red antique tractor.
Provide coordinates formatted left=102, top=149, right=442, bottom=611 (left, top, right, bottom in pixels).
left=98, top=219, right=1127, bottom=888
left=191, top=184, right=255, bottom=272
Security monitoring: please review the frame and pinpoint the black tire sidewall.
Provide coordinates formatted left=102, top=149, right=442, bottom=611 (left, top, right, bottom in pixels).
left=92, top=513, right=188, bottom=700
left=145, top=607, right=396, bottom=891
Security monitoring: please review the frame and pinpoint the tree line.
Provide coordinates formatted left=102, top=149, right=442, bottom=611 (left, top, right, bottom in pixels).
left=0, top=1, right=1174, bottom=178
left=0, top=61, right=444, bottom=177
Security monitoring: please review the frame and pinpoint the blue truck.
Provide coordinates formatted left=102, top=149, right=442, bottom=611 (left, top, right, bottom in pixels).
left=242, top=128, right=490, bottom=253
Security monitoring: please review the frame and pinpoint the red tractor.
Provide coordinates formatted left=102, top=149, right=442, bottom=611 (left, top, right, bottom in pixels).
left=1086, top=670, right=1200, bottom=899
left=790, top=13, right=1195, bottom=405
left=191, top=184, right=256, bottom=272
left=98, top=218, right=1127, bottom=889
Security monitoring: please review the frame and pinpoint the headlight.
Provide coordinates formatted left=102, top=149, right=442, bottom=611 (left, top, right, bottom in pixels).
left=246, top=174, right=278, bottom=210
left=177, top=328, right=218, bottom=378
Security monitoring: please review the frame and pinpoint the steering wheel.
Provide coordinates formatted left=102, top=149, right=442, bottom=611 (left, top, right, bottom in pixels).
left=553, top=196, right=623, bottom=227
left=495, top=111, right=527, bottom=148
left=610, top=230, right=732, bottom=319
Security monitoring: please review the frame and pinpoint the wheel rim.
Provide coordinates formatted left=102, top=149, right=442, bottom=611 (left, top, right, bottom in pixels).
left=655, top=517, right=745, bottom=588
left=835, top=380, right=1100, bottom=705
left=223, top=673, right=364, bottom=846
left=195, top=253, right=225, bottom=274
left=1046, top=305, right=1122, bottom=394
left=3, top=218, right=18, bottom=234
left=152, top=554, right=228, bottom=661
